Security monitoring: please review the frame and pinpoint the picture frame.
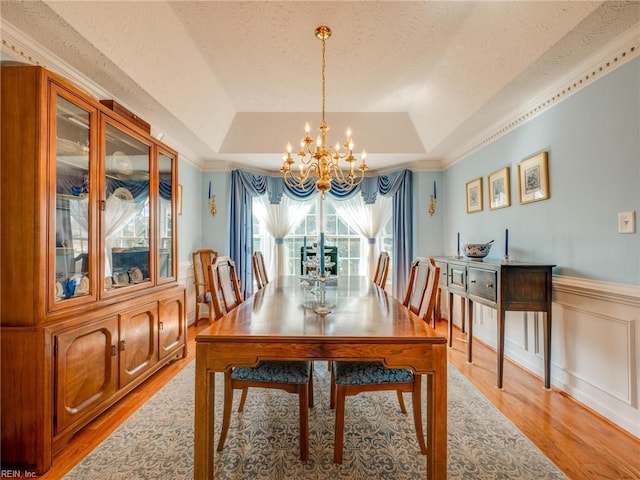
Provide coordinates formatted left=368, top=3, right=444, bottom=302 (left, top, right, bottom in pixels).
left=518, top=152, right=549, bottom=204
left=488, top=167, right=511, bottom=210
left=465, top=177, right=483, bottom=213
left=177, top=184, right=183, bottom=215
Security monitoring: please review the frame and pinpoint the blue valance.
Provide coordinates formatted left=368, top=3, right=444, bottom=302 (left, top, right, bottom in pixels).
left=230, top=169, right=413, bottom=298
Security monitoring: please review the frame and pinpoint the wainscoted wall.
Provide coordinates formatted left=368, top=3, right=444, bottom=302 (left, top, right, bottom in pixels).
left=446, top=276, right=640, bottom=438
left=178, top=260, right=199, bottom=325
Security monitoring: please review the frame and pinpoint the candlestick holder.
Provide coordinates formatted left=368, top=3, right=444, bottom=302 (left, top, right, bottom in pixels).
left=428, top=195, right=437, bottom=217
left=209, top=195, right=217, bottom=217
left=313, top=272, right=332, bottom=315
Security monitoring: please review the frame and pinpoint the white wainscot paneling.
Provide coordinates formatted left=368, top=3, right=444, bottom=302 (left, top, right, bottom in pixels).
left=552, top=276, right=639, bottom=438
left=470, top=306, right=534, bottom=369
left=178, top=260, right=197, bottom=325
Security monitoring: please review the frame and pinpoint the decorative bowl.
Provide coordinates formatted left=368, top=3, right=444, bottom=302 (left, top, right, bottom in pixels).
left=463, top=241, right=493, bottom=259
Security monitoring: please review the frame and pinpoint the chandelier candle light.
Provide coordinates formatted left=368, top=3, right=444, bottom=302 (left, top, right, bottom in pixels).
left=281, top=25, right=368, bottom=197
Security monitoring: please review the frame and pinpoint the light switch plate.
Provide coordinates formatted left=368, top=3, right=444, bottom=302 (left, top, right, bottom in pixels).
left=618, top=211, right=636, bottom=234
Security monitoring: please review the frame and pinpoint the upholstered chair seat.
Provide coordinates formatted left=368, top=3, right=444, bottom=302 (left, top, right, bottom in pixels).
left=333, top=361, right=413, bottom=385
left=231, top=361, right=311, bottom=383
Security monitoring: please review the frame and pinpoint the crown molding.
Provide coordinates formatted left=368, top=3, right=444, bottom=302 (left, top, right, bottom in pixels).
left=444, top=28, right=639, bottom=168
left=1, top=19, right=112, bottom=100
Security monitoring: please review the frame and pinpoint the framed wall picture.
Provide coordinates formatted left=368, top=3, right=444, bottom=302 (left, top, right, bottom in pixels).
left=466, top=177, right=483, bottom=213
left=488, top=167, right=511, bottom=210
left=518, top=152, right=549, bottom=204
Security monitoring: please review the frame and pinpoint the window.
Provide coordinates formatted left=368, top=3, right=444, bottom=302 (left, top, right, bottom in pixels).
left=252, top=196, right=392, bottom=285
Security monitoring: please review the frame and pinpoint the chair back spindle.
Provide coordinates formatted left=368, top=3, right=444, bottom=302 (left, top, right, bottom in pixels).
left=373, top=251, right=390, bottom=289
left=402, top=257, right=431, bottom=315
left=253, top=251, right=269, bottom=290
left=191, top=248, right=218, bottom=324
left=208, top=256, right=243, bottom=319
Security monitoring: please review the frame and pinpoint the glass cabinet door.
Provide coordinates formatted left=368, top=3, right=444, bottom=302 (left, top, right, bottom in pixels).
left=103, top=122, right=151, bottom=292
left=53, top=94, right=93, bottom=305
left=157, top=151, right=175, bottom=281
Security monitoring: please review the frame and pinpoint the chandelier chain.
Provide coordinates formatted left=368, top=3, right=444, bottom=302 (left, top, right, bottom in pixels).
left=321, top=33, right=326, bottom=127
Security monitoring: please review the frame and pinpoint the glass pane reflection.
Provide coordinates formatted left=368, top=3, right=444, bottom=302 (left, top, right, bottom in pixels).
left=54, top=96, right=90, bottom=301
left=158, top=152, right=173, bottom=279
left=104, top=123, right=150, bottom=290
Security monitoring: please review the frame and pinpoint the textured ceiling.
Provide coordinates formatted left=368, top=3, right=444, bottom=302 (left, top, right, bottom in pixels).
left=1, top=1, right=639, bottom=173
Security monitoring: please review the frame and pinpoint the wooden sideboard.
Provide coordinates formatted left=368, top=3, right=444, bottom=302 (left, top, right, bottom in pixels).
left=434, top=257, right=555, bottom=389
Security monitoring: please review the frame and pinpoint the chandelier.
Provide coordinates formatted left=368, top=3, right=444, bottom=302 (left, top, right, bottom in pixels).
left=281, top=25, right=368, bottom=195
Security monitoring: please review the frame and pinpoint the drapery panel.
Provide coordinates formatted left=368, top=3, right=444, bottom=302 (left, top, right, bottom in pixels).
left=381, top=169, right=413, bottom=298
left=230, top=169, right=412, bottom=298
left=332, top=195, right=392, bottom=279
left=253, top=195, right=313, bottom=279
left=230, top=170, right=266, bottom=297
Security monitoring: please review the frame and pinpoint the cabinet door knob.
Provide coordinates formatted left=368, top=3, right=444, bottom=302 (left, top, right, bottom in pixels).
left=159, top=321, right=164, bottom=331
left=487, top=283, right=494, bottom=288
left=470, top=280, right=477, bottom=283
left=120, top=340, right=126, bottom=351
left=112, top=345, right=117, bottom=356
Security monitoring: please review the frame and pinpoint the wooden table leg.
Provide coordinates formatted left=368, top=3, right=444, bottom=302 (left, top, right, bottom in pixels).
left=425, top=344, right=448, bottom=479
left=195, top=346, right=216, bottom=480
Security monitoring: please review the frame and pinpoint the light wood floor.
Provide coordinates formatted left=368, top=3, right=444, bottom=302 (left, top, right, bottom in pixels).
left=37, top=320, right=640, bottom=479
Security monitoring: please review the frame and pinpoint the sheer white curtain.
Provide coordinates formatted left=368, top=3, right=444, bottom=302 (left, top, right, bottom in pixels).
left=104, top=196, right=146, bottom=276
left=253, top=195, right=313, bottom=278
left=333, top=195, right=392, bottom=279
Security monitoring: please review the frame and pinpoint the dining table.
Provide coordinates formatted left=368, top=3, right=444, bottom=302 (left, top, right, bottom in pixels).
left=194, top=275, right=448, bottom=479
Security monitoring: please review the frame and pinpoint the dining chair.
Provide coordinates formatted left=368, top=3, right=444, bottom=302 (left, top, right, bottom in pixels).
left=208, top=256, right=315, bottom=461
left=252, top=250, right=269, bottom=290
left=330, top=257, right=440, bottom=464
left=372, top=251, right=390, bottom=289
left=191, top=248, right=218, bottom=326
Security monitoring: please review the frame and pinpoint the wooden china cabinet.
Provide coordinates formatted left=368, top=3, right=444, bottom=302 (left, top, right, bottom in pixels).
left=0, top=66, right=186, bottom=474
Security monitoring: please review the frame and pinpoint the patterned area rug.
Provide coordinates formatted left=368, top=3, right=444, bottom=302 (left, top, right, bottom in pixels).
left=64, top=361, right=566, bottom=479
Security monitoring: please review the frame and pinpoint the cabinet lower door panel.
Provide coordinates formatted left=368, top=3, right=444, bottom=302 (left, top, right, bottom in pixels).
left=159, top=293, right=185, bottom=360
left=119, top=303, right=159, bottom=388
left=54, top=317, right=118, bottom=434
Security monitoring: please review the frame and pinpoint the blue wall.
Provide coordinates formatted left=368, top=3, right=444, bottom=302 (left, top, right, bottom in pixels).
left=178, top=166, right=230, bottom=264
left=413, top=171, right=444, bottom=259
left=177, top=161, right=202, bottom=264
left=200, top=171, right=231, bottom=255
left=436, top=57, right=639, bottom=285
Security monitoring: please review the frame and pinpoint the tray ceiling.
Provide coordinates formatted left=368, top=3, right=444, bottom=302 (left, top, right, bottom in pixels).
left=1, top=1, right=638, bottom=172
